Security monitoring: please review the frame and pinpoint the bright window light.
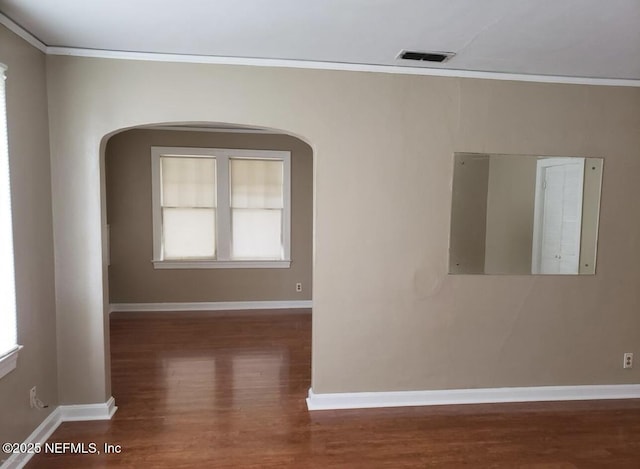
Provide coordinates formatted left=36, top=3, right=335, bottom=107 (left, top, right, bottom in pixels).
left=0, top=63, right=19, bottom=373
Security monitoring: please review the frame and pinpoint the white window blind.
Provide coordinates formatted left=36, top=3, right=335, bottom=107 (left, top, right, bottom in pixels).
left=151, top=147, right=291, bottom=269
left=230, top=159, right=284, bottom=259
left=0, top=63, right=18, bottom=360
left=161, top=156, right=217, bottom=259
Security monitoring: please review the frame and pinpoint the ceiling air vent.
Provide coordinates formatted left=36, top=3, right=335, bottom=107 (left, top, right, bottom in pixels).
left=398, top=50, right=455, bottom=63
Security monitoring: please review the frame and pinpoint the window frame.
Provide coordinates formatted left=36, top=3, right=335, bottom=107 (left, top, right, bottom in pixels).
left=151, top=146, right=291, bottom=269
left=0, top=62, right=22, bottom=380
left=0, top=345, right=22, bottom=380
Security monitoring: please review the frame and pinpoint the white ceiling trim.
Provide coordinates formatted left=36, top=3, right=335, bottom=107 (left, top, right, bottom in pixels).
left=0, top=12, right=45, bottom=52
left=2, top=13, right=639, bottom=88
left=46, top=47, right=640, bottom=88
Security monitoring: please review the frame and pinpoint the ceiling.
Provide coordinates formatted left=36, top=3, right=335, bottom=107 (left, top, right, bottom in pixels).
left=1, top=0, right=639, bottom=81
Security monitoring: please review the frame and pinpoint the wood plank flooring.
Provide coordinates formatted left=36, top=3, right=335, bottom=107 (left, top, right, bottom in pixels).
left=28, top=311, right=640, bottom=468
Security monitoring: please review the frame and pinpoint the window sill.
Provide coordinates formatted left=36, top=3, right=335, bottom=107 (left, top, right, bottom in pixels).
left=152, top=259, right=291, bottom=269
left=0, top=345, right=23, bottom=380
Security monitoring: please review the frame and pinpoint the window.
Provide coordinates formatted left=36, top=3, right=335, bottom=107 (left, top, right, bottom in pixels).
left=151, top=147, right=291, bottom=268
left=0, top=63, right=21, bottom=380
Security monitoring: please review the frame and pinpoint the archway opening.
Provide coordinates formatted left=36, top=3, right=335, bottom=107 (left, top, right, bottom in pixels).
left=99, top=122, right=314, bottom=414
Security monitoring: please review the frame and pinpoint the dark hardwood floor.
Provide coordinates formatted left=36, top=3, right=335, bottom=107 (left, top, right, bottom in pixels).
left=28, top=311, right=640, bottom=468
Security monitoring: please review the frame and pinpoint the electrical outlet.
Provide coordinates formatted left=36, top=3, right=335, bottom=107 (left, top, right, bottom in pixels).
left=624, top=353, right=633, bottom=369
left=29, top=386, right=37, bottom=408
left=296, top=282, right=302, bottom=292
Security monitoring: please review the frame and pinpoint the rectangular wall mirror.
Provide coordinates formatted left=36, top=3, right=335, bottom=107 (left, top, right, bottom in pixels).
left=449, top=153, right=603, bottom=275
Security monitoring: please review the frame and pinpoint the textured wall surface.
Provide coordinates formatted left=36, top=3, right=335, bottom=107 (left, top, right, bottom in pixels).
left=45, top=54, right=640, bottom=402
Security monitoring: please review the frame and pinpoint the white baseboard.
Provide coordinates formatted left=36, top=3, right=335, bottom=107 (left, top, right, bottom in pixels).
left=306, top=384, right=640, bottom=411
left=109, top=300, right=312, bottom=313
left=1, top=408, right=61, bottom=469
left=1, top=397, right=117, bottom=469
left=59, top=396, right=118, bottom=422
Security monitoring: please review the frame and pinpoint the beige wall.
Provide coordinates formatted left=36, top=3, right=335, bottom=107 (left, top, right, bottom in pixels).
left=44, top=54, right=640, bottom=404
left=0, top=26, right=58, bottom=446
left=484, top=155, right=537, bottom=274
left=449, top=153, right=489, bottom=274
left=105, top=129, right=313, bottom=303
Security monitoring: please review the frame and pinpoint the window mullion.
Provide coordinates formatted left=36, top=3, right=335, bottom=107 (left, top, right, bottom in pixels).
left=216, top=155, right=231, bottom=261
left=150, top=149, right=162, bottom=261
left=283, top=154, right=291, bottom=261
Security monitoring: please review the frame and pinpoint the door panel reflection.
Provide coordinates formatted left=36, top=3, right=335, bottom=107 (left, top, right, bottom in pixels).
left=449, top=153, right=603, bottom=275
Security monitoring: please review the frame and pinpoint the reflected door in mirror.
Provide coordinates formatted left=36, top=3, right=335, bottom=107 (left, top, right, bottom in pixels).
left=532, top=158, right=584, bottom=274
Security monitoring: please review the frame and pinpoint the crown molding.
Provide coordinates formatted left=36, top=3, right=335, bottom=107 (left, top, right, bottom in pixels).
left=0, top=12, right=46, bottom=53
left=46, top=46, right=640, bottom=88
left=2, top=12, right=640, bottom=88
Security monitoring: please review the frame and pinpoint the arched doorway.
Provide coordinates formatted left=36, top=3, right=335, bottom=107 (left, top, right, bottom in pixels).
left=99, top=122, right=314, bottom=404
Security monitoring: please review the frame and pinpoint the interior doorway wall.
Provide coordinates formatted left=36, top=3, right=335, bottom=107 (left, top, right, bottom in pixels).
left=103, top=126, right=313, bottom=306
